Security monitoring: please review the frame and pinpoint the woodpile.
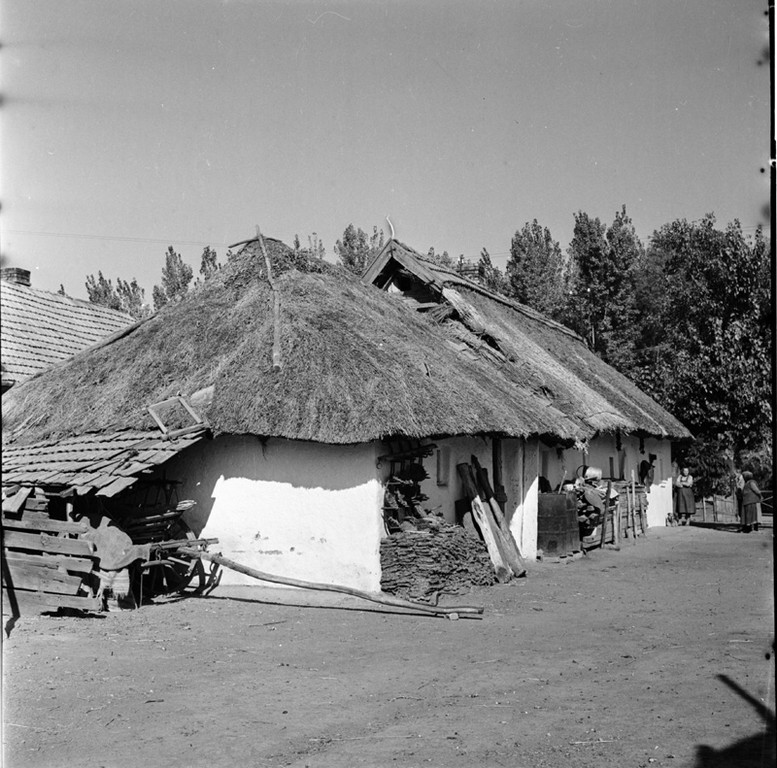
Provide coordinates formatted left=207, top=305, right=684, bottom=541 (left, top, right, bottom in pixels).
left=380, top=523, right=495, bottom=602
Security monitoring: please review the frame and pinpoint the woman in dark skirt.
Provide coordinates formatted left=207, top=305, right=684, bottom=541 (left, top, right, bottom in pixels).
left=675, top=467, right=695, bottom=524
left=741, top=471, right=762, bottom=532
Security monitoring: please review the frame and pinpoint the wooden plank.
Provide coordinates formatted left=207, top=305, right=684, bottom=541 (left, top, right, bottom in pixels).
left=470, top=456, right=527, bottom=576
left=23, top=497, right=50, bottom=511
left=96, top=476, right=138, bottom=498
left=1, top=587, right=101, bottom=614
left=4, top=552, right=95, bottom=574
left=3, top=531, right=94, bottom=557
left=6, top=517, right=89, bottom=535
left=3, top=563, right=85, bottom=595
left=456, top=463, right=512, bottom=583
left=2, top=487, right=32, bottom=514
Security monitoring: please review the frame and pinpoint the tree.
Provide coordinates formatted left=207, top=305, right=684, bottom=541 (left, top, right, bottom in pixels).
left=334, top=225, right=384, bottom=275
left=199, top=246, right=220, bottom=280
left=563, top=206, right=642, bottom=367
left=85, top=271, right=149, bottom=319
left=335, top=224, right=370, bottom=275
left=85, top=271, right=122, bottom=312
left=116, top=277, right=149, bottom=319
left=477, top=248, right=509, bottom=294
left=426, top=247, right=454, bottom=268
left=153, top=246, right=194, bottom=310
left=646, top=217, right=769, bottom=443
left=630, top=215, right=771, bottom=492
left=506, top=219, right=567, bottom=320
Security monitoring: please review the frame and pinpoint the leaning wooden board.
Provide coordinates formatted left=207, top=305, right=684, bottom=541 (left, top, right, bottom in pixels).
left=456, top=463, right=512, bottom=583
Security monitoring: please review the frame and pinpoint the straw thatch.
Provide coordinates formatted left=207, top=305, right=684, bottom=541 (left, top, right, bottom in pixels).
left=364, top=240, right=690, bottom=441
left=2, top=236, right=689, bottom=447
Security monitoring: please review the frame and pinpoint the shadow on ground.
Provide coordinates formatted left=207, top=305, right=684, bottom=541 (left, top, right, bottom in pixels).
left=693, top=673, right=775, bottom=768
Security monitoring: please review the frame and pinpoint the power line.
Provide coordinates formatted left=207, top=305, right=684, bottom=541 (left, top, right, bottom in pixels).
left=4, top=229, right=235, bottom=249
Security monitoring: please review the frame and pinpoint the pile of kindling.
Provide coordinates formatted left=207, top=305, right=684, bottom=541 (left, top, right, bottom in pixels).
left=380, top=521, right=496, bottom=602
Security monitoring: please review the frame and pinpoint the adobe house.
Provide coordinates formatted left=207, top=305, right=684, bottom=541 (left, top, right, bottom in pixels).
left=362, top=240, right=689, bottom=538
left=0, top=267, right=134, bottom=393
left=2, top=237, right=689, bottom=593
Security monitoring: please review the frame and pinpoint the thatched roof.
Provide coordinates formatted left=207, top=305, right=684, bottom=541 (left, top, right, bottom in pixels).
left=2, top=237, right=689, bottom=448
left=363, top=240, right=691, bottom=441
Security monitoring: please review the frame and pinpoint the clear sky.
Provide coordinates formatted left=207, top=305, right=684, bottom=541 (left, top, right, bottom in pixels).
left=1, top=0, right=771, bottom=300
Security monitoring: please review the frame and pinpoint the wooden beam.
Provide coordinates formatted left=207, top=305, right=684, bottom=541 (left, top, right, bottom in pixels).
left=4, top=517, right=90, bottom=535
left=3, top=531, right=95, bottom=557
left=178, top=549, right=483, bottom=619
left=3, top=563, right=85, bottom=595
left=1, top=587, right=101, bottom=614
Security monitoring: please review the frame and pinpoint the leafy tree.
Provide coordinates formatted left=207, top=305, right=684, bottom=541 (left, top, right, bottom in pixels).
left=629, top=215, right=771, bottom=492
left=564, top=206, right=642, bottom=368
left=644, top=216, right=770, bottom=445
left=426, top=247, right=454, bottom=268
left=85, top=271, right=123, bottom=312
left=477, top=248, right=509, bottom=294
left=199, top=246, right=221, bottom=280
left=116, top=278, right=149, bottom=319
left=334, top=225, right=384, bottom=275
left=506, top=219, right=567, bottom=320
left=335, top=224, right=370, bottom=275
left=85, top=271, right=149, bottom=319
left=153, top=246, right=193, bottom=310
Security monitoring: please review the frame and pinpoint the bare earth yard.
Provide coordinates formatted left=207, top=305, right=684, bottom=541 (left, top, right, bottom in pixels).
left=2, top=524, right=774, bottom=768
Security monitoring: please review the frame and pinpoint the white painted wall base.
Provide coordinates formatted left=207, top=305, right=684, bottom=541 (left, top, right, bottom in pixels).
left=161, top=436, right=384, bottom=591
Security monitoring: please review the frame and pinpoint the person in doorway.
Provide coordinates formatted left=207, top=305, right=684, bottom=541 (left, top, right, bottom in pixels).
left=740, top=471, right=762, bottom=533
left=675, top=466, right=695, bottom=525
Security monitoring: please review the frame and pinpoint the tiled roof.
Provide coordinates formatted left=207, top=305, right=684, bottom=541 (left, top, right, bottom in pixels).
left=1, top=429, right=206, bottom=496
left=0, top=279, right=134, bottom=387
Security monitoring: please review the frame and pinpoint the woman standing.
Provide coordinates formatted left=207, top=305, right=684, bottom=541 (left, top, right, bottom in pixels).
left=740, top=471, right=762, bottom=533
left=676, top=467, right=695, bottom=525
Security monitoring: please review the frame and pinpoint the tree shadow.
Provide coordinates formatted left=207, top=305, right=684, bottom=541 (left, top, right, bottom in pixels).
left=693, top=672, right=775, bottom=768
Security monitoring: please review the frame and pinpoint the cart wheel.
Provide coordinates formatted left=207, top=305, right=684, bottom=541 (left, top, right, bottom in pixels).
left=160, top=520, right=207, bottom=594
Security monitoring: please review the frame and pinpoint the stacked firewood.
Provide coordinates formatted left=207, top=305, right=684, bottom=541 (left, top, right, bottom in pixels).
left=380, top=523, right=496, bottom=602
left=382, top=463, right=439, bottom=533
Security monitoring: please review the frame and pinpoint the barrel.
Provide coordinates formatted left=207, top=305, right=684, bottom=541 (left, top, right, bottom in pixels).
left=537, top=491, right=580, bottom=557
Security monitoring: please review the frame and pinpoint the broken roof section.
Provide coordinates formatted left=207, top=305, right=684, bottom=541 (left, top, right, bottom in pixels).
left=2, top=429, right=206, bottom=496
left=1, top=273, right=134, bottom=391
left=362, top=239, right=691, bottom=441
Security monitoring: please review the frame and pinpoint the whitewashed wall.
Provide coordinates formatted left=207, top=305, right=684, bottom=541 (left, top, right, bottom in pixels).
left=161, top=436, right=384, bottom=590
left=536, top=433, right=674, bottom=528
left=410, top=435, right=492, bottom=526
left=402, top=435, right=540, bottom=561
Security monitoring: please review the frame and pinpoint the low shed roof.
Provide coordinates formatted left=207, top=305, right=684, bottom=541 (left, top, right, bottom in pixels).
left=1, top=278, right=134, bottom=388
left=2, top=429, right=206, bottom=495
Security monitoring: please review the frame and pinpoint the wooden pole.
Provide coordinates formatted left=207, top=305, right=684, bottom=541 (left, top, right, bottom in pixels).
left=599, top=481, right=612, bottom=548
left=631, top=471, right=639, bottom=538
left=614, top=489, right=621, bottom=546
left=178, top=549, right=483, bottom=618
left=628, top=484, right=637, bottom=545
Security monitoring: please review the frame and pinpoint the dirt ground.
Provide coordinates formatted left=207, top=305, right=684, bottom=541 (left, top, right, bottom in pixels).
left=2, top=523, right=774, bottom=768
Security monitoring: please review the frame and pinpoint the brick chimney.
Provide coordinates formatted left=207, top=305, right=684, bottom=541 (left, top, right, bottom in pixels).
left=1, top=267, right=31, bottom=286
